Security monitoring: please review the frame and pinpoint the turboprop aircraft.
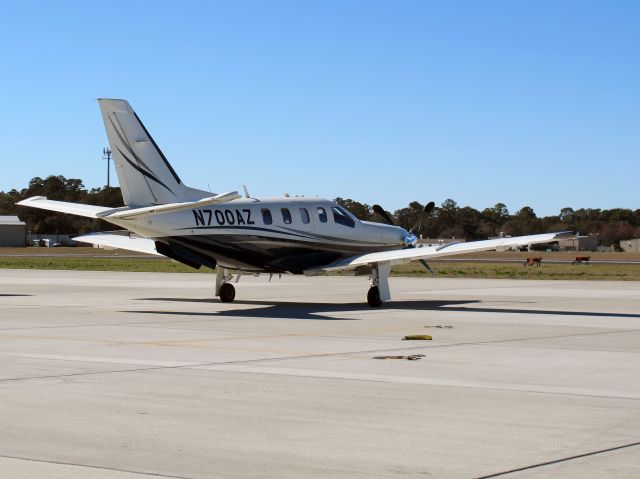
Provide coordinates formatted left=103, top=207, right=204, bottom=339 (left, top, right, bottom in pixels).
left=18, top=99, right=570, bottom=306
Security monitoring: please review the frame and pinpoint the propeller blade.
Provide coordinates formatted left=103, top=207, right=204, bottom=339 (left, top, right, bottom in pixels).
left=372, top=204, right=395, bottom=226
left=419, top=259, right=434, bottom=274
left=424, top=201, right=436, bottom=215
left=409, top=201, right=436, bottom=234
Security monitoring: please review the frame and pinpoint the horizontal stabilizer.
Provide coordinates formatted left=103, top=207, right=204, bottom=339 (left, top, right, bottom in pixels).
left=73, top=232, right=160, bottom=255
left=17, top=196, right=125, bottom=219
left=305, top=231, right=574, bottom=274
left=17, top=192, right=241, bottom=222
left=103, top=191, right=242, bottom=219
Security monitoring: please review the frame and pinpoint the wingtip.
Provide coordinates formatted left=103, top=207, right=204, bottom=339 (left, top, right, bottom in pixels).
left=16, top=196, right=47, bottom=206
left=553, top=230, right=575, bottom=239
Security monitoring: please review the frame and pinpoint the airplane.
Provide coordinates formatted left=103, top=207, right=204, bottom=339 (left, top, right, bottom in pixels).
left=18, top=99, right=571, bottom=307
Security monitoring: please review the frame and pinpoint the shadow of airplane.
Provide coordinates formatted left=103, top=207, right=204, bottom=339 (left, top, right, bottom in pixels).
left=0, top=294, right=32, bottom=297
left=125, top=299, right=476, bottom=320
left=124, top=298, right=640, bottom=321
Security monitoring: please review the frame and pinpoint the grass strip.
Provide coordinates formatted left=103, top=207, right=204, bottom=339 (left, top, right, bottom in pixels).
left=1, top=256, right=639, bottom=280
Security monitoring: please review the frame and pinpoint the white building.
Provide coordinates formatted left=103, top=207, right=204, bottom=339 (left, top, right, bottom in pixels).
left=0, top=216, right=27, bottom=247
left=620, top=238, right=640, bottom=253
left=558, top=235, right=599, bottom=252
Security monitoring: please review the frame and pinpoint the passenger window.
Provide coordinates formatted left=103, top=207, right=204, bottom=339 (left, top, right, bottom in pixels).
left=299, top=208, right=310, bottom=224
left=332, top=206, right=355, bottom=228
left=281, top=208, right=292, bottom=224
left=261, top=208, right=272, bottom=225
left=317, top=207, right=327, bottom=223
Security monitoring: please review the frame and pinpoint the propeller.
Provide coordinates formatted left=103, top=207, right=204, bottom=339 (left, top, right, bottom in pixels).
left=373, top=202, right=436, bottom=274
left=372, top=204, right=395, bottom=226
left=409, top=201, right=435, bottom=234
left=419, top=259, right=434, bottom=274
left=410, top=201, right=436, bottom=274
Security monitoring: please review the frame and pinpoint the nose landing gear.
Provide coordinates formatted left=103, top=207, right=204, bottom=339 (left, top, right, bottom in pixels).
left=216, top=267, right=237, bottom=303
left=219, top=282, right=236, bottom=302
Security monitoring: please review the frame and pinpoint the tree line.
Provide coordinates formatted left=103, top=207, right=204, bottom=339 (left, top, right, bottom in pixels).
left=0, top=176, right=124, bottom=235
left=336, top=198, right=640, bottom=247
left=1, top=176, right=638, bottom=247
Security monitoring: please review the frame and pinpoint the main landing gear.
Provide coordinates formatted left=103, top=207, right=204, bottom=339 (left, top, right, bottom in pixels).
left=216, top=264, right=391, bottom=307
left=367, top=263, right=391, bottom=307
left=367, top=286, right=382, bottom=307
left=216, top=267, right=237, bottom=303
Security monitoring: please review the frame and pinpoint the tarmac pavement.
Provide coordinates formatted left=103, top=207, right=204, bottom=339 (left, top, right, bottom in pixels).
left=0, top=270, right=639, bottom=478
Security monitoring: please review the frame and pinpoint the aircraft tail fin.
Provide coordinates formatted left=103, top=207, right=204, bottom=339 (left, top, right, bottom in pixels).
left=98, top=99, right=210, bottom=207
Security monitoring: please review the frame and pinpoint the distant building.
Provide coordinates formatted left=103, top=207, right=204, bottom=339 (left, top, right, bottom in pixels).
left=27, top=234, right=77, bottom=247
left=0, top=216, right=27, bottom=247
left=418, top=238, right=466, bottom=247
left=558, top=235, right=599, bottom=252
left=620, top=238, right=640, bottom=253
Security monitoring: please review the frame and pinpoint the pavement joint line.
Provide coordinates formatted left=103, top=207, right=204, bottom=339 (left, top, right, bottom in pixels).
left=1, top=327, right=638, bottom=385
left=474, top=440, right=640, bottom=478
left=423, top=328, right=640, bottom=349
left=0, top=330, right=640, bottom=386
left=0, top=315, right=297, bottom=332
left=3, top=361, right=638, bottom=401
left=0, top=366, right=167, bottom=383
left=0, top=319, right=422, bottom=342
left=179, top=367, right=640, bottom=401
left=0, top=454, right=196, bottom=479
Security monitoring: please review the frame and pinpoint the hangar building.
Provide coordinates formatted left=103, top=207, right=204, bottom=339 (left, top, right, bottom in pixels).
left=0, top=216, right=27, bottom=247
left=620, top=238, right=640, bottom=253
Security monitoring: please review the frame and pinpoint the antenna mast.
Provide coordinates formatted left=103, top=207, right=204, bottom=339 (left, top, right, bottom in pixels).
left=102, top=147, right=112, bottom=187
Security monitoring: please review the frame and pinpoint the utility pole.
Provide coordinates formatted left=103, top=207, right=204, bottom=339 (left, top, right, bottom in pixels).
left=102, top=147, right=112, bottom=187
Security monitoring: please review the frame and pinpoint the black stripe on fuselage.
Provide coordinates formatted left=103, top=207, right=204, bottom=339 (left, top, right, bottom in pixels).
left=158, top=233, right=399, bottom=274
left=279, top=225, right=386, bottom=245
left=178, top=224, right=316, bottom=240
left=177, top=224, right=389, bottom=246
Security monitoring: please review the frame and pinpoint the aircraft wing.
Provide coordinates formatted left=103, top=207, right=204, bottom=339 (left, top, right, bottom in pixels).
left=16, top=196, right=124, bottom=218
left=304, top=232, right=572, bottom=274
left=73, top=232, right=161, bottom=255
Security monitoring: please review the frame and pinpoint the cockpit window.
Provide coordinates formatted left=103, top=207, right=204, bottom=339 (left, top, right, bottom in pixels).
left=332, top=206, right=355, bottom=228
left=261, top=208, right=272, bottom=225
left=281, top=208, right=292, bottom=224
left=317, top=207, right=327, bottom=223
left=299, top=208, right=310, bottom=224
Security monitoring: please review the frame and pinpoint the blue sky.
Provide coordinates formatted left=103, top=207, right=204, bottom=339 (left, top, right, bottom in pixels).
left=1, top=0, right=638, bottom=216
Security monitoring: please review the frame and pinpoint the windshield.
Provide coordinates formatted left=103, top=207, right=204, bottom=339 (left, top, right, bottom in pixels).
left=331, top=206, right=355, bottom=228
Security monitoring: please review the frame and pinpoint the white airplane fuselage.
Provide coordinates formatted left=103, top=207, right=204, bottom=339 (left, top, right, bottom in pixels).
left=17, top=99, right=569, bottom=306
left=107, top=196, right=413, bottom=274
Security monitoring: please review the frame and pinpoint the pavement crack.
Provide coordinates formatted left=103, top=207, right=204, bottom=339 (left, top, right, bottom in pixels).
left=1, top=327, right=638, bottom=386
left=475, top=441, right=640, bottom=478
left=0, top=453, right=197, bottom=478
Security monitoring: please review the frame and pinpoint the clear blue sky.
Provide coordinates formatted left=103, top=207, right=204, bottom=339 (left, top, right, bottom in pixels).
left=1, top=0, right=638, bottom=216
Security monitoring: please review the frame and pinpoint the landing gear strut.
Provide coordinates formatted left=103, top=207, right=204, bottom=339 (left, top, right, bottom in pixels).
left=216, top=267, right=236, bottom=303
left=367, top=263, right=391, bottom=307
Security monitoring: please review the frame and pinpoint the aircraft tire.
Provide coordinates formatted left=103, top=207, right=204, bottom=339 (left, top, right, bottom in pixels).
left=367, top=286, right=382, bottom=307
left=219, top=283, right=236, bottom=303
